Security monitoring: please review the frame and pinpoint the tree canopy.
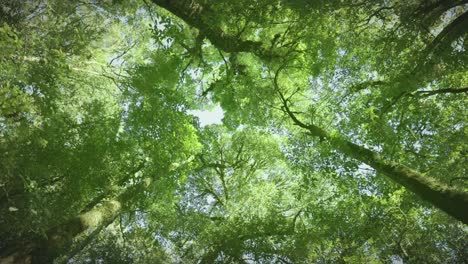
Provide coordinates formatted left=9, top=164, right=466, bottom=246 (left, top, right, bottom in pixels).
left=1, top=0, right=467, bottom=263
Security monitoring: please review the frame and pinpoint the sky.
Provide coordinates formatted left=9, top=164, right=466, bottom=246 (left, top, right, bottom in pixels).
left=188, top=104, right=224, bottom=127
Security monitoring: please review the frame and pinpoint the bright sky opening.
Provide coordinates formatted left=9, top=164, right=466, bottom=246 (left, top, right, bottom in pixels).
left=188, top=105, right=224, bottom=127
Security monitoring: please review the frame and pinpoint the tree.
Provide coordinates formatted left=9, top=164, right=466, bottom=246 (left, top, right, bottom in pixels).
left=0, top=1, right=200, bottom=262
left=150, top=0, right=468, bottom=223
left=1, top=0, right=467, bottom=263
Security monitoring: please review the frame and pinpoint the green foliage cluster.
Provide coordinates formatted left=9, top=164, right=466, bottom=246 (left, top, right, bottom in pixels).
left=0, top=0, right=467, bottom=263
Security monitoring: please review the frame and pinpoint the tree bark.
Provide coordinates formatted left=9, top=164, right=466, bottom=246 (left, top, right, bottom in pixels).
left=151, top=0, right=280, bottom=59
left=416, top=0, right=468, bottom=26
left=424, top=10, right=468, bottom=57
left=336, top=138, right=468, bottom=224
left=0, top=157, right=193, bottom=263
left=0, top=199, right=121, bottom=264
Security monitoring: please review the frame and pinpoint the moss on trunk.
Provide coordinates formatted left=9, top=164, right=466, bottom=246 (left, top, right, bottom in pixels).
left=331, top=136, right=468, bottom=224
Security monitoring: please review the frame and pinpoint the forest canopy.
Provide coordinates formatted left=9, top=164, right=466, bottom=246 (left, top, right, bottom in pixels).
left=0, top=0, right=467, bottom=263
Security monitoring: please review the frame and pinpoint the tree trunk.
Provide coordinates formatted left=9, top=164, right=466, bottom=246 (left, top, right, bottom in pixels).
left=151, top=0, right=276, bottom=58
left=0, top=199, right=121, bottom=264
left=333, top=136, right=468, bottom=224
left=0, top=157, right=193, bottom=263
left=277, top=82, right=468, bottom=223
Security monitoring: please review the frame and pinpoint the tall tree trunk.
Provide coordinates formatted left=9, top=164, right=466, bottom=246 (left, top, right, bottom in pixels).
left=0, top=198, right=121, bottom=264
left=0, top=157, right=193, bottom=263
left=52, top=201, right=122, bottom=264
left=335, top=137, right=468, bottom=224
left=276, top=83, right=468, bottom=224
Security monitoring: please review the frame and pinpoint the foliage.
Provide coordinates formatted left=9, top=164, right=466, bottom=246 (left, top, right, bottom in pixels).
left=0, top=0, right=467, bottom=263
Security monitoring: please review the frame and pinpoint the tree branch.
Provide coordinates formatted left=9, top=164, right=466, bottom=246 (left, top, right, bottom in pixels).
left=273, top=65, right=327, bottom=139
left=151, top=0, right=280, bottom=59
left=415, top=87, right=468, bottom=96
left=424, top=10, right=468, bottom=57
